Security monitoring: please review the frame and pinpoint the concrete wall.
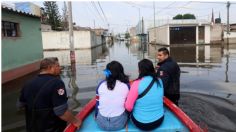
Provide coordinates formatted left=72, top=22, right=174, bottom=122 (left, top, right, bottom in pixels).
left=156, top=25, right=169, bottom=45
left=96, top=35, right=102, bottom=46
left=196, top=26, right=199, bottom=44
left=42, top=30, right=101, bottom=50
left=205, top=25, right=211, bottom=44
left=148, top=26, right=170, bottom=45
left=148, top=28, right=158, bottom=43
left=2, top=10, right=43, bottom=72
left=210, top=24, right=223, bottom=42
left=148, top=25, right=169, bottom=45
left=41, top=24, right=51, bottom=31
left=148, top=26, right=169, bottom=45
left=224, top=32, right=236, bottom=44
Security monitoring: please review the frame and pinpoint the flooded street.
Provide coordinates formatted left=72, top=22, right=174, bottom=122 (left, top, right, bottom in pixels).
left=2, top=42, right=236, bottom=131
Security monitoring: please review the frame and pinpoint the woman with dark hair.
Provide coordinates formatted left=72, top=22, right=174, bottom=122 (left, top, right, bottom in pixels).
left=125, top=59, right=164, bottom=131
left=95, top=61, right=130, bottom=131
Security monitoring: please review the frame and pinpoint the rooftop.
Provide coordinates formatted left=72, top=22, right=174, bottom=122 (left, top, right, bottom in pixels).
left=2, top=5, right=40, bottom=18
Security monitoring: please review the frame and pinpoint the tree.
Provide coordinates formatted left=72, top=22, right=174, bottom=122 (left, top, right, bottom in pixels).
left=173, top=13, right=196, bottom=20
left=173, top=14, right=183, bottom=19
left=183, top=13, right=196, bottom=19
left=43, top=1, right=62, bottom=30
left=125, top=32, right=130, bottom=39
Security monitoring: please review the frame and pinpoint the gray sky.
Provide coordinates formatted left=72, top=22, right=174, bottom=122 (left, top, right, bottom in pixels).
left=3, top=1, right=236, bottom=33
left=50, top=1, right=236, bottom=33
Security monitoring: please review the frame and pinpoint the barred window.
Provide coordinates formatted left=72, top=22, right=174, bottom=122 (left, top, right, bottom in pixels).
left=2, top=21, right=19, bottom=37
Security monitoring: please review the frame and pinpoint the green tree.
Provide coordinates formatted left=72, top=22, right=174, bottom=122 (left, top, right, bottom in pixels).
left=125, top=32, right=130, bottom=39
left=173, top=13, right=196, bottom=19
left=43, top=1, right=62, bottom=30
left=183, top=13, right=196, bottom=19
left=173, top=14, right=183, bottom=19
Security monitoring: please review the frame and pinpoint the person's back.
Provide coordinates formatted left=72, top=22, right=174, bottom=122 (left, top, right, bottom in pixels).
left=98, top=80, right=129, bottom=117
left=18, top=57, right=82, bottom=132
left=22, top=74, right=67, bottom=132
left=131, top=76, right=164, bottom=123
left=125, top=59, right=164, bottom=131
left=95, top=61, right=129, bottom=131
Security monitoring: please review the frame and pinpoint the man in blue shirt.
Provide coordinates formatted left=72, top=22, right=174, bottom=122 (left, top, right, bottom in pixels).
left=18, top=57, right=81, bottom=132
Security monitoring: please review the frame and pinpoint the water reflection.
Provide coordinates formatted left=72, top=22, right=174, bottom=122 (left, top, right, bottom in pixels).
left=44, top=44, right=108, bottom=65
left=148, top=44, right=223, bottom=67
left=68, top=61, right=80, bottom=110
left=225, top=38, right=229, bottom=82
left=44, top=44, right=109, bottom=111
left=148, top=43, right=236, bottom=83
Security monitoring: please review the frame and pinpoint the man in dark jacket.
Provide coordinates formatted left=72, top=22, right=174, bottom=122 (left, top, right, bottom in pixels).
left=18, top=57, right=81, bottom=132
left=156, top=48, right=180, bottom=105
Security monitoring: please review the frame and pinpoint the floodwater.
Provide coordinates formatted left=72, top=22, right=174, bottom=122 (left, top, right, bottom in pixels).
left=2, top=41, right=236, bottom=131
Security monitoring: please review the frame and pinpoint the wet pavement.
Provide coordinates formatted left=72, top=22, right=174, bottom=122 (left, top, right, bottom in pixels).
left=2, top=41, right=236, bottom=131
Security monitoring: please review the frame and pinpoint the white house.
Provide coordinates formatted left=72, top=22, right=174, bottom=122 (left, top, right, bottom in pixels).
left=148, top=19, right=211, bottom=45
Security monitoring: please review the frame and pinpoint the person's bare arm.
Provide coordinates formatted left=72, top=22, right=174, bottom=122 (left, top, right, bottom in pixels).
left=59, top=109, right=82, bottom=128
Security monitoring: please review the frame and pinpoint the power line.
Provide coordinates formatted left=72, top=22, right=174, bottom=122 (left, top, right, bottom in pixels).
left=123, top=1, right=180, bottom=9
left=97, top=2, right=109, bottom=27
left=83, top=2, right=102, bottom=28
left=156, top=2, right=177, bottom=14
left=90, top=1, right=107, bottom=27
left=123, top=2, right=151, bottom=9
left=191, top=1, right=236, bottom=4
left=109, top=23, right=133, bottom=26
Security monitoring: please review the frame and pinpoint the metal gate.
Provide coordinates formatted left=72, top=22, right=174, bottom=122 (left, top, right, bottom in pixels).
left=169, top=26, right=196, bottom=44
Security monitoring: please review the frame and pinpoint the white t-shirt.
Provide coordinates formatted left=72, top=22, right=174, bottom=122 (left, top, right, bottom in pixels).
left=98, top=80, right=129, bottom=117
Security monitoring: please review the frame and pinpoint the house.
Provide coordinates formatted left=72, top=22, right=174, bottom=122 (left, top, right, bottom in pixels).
left=148, top=19, right=211, bottom=45
left=2, top=6, right=43, bottom=83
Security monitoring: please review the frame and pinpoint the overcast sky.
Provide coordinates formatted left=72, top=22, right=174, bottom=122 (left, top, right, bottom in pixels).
left=3, top=1, right=236, bottom=33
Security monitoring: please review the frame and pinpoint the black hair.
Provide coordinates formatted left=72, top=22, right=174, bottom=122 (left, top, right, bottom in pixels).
left=137, top=59, right=159, bottom=83
left=106, top=61, right=129, bottom=90
left=158, top=47, right=169, bottom=56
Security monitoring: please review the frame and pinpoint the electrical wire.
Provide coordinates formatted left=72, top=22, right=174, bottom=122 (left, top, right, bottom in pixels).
left=97, top=2, right=109, bottom=27
left=91, top=1, right=107, bottom=26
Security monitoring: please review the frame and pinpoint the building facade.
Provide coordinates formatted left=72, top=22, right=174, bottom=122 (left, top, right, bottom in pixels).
left=2, top=6, right=43, bottom=83
left=148, top=20, right=211, bottom=45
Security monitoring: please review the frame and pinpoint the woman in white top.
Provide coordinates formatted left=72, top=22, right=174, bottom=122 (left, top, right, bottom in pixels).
left=95, top=61, right=129, bottom=131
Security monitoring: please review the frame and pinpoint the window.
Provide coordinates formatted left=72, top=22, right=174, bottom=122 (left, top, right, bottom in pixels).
left=2, top=21, right=19, bottom=37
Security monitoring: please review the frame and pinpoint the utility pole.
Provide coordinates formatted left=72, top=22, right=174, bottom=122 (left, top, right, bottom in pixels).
left=153, top=1, right=156, bottom=42
left=153, top=1, right=156, bottom=28
left=138, top=8, right=141, bottom=35
left=94, top=19, right=95, bottom=29
left=227, top=1, right=230, bottom=35
left=68, top=1, right=75, bottom=63
left=138, top=8, right=141, bottom=45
